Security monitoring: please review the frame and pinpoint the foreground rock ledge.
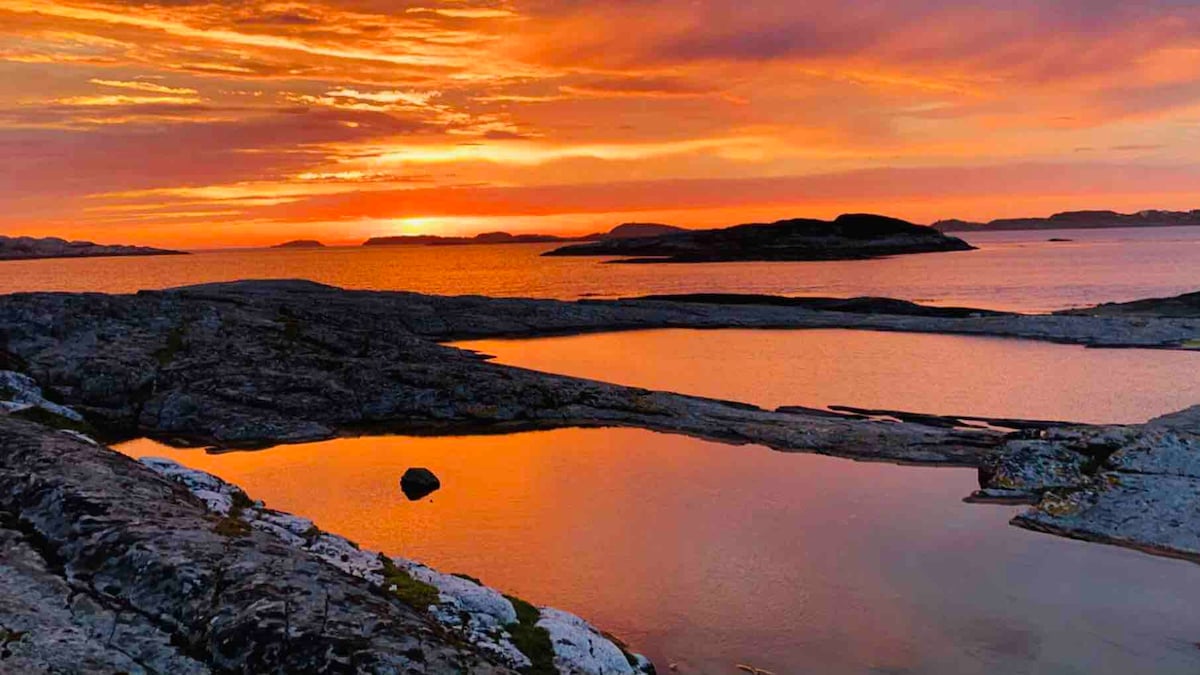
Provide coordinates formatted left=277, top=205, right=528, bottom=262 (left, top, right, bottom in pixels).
left=0, top=417, right=653, bottom=674
left=0, top=417, right=513, bottom=673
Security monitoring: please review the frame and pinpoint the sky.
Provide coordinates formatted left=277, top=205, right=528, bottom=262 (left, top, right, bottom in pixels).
left=3, top=0, right=1200, bottom=247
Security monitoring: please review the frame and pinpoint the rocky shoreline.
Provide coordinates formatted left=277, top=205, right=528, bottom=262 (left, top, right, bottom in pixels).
left=3, top=280, right=1200, bottom=672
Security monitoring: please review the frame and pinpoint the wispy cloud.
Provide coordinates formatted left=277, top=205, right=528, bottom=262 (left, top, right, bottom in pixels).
left=3, top=0, right=1200, bottom=244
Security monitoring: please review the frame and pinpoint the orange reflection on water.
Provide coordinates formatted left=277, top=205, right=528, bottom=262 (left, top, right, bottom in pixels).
left=455, top=328, right=1200, bottom=424
left=116, top=428, right=1200, bottom=674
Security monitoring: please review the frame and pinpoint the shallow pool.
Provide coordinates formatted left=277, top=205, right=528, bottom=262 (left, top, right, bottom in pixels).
left=118, top=428, right=1200, bottom=674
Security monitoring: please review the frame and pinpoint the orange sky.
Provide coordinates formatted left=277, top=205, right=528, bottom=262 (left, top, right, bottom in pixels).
left=2, top=0, right=1200, bottom=247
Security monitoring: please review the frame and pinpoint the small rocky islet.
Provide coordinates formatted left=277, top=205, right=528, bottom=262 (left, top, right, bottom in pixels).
left=272, top=240, right=326, bottom=249
left=3, top=279, right=1200, bottom=672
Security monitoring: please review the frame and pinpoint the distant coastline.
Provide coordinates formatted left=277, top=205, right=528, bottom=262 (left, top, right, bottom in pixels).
left=361, top=223, right=683, bottom=248
left=0, top=235, right=185, bottom=262
left=934, top=209, right=1200, bottom=233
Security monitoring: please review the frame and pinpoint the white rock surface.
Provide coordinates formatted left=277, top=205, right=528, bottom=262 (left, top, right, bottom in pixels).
left=0, top=370, right=84, bottom=421
left=538, top=607, right=644, bottom=675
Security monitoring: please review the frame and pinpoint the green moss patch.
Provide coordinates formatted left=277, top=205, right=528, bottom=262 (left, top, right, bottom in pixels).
left=379, top=555, right=440, bottom=610
left=504, top=594, right=557, bottom=675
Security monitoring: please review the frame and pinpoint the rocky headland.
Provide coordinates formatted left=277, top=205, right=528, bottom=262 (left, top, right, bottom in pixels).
left=4, top=281, right=1200, bottom=672
left=0, top=235, right=185, bottom=261
left=544, top=214, right=974, bottom=262
left=934, top=209, right=1200, bottom=232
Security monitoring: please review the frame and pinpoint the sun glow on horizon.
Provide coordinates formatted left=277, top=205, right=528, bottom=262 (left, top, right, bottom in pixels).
left=3, top=0, right=1200, bottom=245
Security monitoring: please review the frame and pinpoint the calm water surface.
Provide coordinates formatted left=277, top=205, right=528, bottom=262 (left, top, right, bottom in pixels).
left=6, top=227, right=1200, bottom=312
left=118, top=429, right=1200, bottom=675
left=456, top=329, right=1200, bottom=424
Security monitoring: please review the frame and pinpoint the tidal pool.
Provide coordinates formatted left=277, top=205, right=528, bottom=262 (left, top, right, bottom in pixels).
left=454, top=328, right=1200, bottom=424
left=118, top=428, right=1200, bottom=674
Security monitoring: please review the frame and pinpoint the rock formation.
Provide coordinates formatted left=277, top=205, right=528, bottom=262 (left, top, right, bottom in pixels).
left=401, top=467, right=442, bottom=500
left=544, top=214, right=974, bottom=262
left=0, top=235, right=185, bottom=261
left=272, top=240, right=326, bottom=249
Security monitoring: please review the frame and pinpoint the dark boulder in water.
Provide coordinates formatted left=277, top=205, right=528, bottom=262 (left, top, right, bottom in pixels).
left=401, top=467, right=441, bottom=500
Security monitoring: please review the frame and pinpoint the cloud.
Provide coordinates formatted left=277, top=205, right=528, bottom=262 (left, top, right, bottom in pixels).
left=88, top=78, right=198, bottom=95
left=253, top=163, right=1200, bottom=222
left=6, top=0, right=1200, bottom=244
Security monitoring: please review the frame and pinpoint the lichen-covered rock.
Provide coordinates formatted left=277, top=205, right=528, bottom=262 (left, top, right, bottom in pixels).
left=0, top=417, right=514, bottom=674
left=982, top=406, right=1200, bottom=562
left=1017, top=473, right=1200, bottom=558
left=980, top=438, right=1090, bottom=495
left=1107, top=431, right=1200, bottom=479
left=538, top=608, right=647, bottom=675
left=0, top=528, right=209, bottom=673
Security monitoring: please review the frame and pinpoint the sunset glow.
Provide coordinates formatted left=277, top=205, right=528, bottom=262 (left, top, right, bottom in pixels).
left=4, top=1, right=1200, bottom=246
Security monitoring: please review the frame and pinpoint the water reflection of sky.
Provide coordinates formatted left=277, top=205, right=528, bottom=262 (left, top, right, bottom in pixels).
left=455, top=328, right=1200, bottom=425
left=118, top=428, right=1200, bottom=675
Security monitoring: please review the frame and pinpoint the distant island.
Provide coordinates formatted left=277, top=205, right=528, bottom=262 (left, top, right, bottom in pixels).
left=0, top=235, right=185, bottom=262
left=362, top=223, right=688, bottom=248
left=933, top=209, right=1200, bottom=233
left=543, top=213, right=973, bottom=263
left=271, top=239, right=325, bottom=249
left=363, top=231, right=576, bottom=247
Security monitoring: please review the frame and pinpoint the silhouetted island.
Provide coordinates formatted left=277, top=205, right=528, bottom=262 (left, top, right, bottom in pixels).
left=271, top=239, right=325, bottom=249
left=363, top=231, right=575, bottom=246
left=0, top=235, right=185, bottom=261
left=544, top=214, right=973, bottom=262
left=934, top=209, right=1200, bottom=232
left=362, top=223, right=689, bottom=248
